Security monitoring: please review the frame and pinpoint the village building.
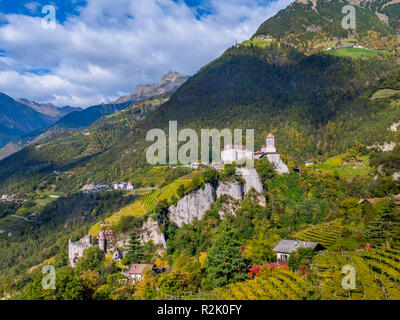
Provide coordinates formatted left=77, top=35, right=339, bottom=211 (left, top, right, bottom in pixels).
left=29, top=211, right=41, bottom=217
left=273, top=240, right=324, bottom=262
left=112, top=181, right=134, bottom=191
left=81, top=183, right=110, bottom=192
left=124, top=264, right=154, bottom=282
left=0, top=194, right=24, bottom=203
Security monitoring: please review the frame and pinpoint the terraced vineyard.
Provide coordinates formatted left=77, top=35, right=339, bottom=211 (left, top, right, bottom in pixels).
left=89, top=175, right=196, bottom=235
left=312, top=247, right=400, bottom=300
left=217, top=269, right=314, bottom=300
left=295, top=220, right=344, bottom=247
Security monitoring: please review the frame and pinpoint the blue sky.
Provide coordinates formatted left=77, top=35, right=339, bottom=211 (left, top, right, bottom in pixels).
left=0, top=0, right=293, bottom=107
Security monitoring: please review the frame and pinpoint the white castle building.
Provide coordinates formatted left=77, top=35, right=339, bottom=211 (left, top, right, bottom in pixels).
left=221, top=145, right=254, bottom=164
left=220, top=133, right=289, bottom=174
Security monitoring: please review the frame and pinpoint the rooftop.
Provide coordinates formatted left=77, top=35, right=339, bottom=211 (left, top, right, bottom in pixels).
left=273, top=240, right=321, bottom=254
left=128, top=264, right=154, bottom=275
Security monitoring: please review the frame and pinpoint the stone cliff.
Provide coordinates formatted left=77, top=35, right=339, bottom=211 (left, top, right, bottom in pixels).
left=216, top=181, right=243, bottom=199
left=169, top=183, right=215, bottom=227
left=141, top=216, right=166, bottom=248
left=265, top=154, right=289, bottom=174
left=142, top=168, right=269, bottom=243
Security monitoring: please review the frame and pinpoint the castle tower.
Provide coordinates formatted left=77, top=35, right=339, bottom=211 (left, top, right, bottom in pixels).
left=262, top=133, right=276, bottom=153
left=83, top=235, right=91, bottom=245
left=98, top=231, right=106, bottom=252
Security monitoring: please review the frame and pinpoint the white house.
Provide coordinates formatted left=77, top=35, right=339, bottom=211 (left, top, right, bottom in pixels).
left=125, top=264, right=154, bottom=282
left=112, top=181, right=133, bottom=191
left=221, top=145, right=253, bottom=164
left=273, top=240, right=323, bottom=262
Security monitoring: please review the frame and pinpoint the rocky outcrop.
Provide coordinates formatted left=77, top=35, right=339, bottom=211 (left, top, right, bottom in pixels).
left=265, top=153, right=289, bottom=174
left=238, top=168, right=264, bottom=194
left=218, top=197, right=241, bottom=219
left=141, top=217, right=166, bottom=248
left=169, top=183, right=215, bottom=227
left=390, top=121, right=400, bottom=132
left=114, top=71, right=189, bottom=104
left=368, top=141, right=396, bottom=152
left=216, top=181, right=243, bottom=199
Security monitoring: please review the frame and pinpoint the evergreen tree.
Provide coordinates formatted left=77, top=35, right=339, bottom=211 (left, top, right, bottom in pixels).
left=205, top=223, right=248, bottom=287
left=125, top=232, right=144, bottom=264
left=364, top=200, right=400, bottom=244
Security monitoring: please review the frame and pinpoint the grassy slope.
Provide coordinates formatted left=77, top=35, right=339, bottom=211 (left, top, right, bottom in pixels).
left=327, top=47, right=391, bottom=59
left=313, top=155, right=372, bottom=178
left=89, top=172, right=197, bottom=236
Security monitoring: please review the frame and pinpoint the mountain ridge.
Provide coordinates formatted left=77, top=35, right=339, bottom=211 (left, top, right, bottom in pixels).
left=16, top=99, right=82, bottom=121
left=0, top=92, right=58, bottom=148
left=113, top=71, right=190, bottom=104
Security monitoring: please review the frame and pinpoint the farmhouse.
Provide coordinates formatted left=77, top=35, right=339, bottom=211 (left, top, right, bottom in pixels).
left=273, top=240, right=324, bottom=262
left=125, top=264, right=154, bottom=282
left=358, top=198, right=385, bottom=205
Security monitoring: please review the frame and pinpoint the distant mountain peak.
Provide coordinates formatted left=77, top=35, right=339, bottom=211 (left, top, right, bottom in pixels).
left=160, top=71, right=183, bottom=84
left=113, top=71, right=190, bottom=104
left=17, top=98, right=81, bottom=120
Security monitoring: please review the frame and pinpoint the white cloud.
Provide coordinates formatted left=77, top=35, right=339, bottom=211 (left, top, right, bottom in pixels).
left=0, top=0, right=293, bottom=107
left=24, top=2, right=41, bottom=14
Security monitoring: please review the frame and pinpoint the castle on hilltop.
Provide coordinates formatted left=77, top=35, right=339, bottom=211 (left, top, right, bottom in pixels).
left=68, top=235, right=93, bottom=267
left=68, top=230, right=116, bottom=267
left=220, top=133, right=289, bottom=174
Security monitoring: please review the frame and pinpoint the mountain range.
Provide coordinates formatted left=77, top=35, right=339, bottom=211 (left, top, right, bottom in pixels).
left=0, top=93, right=56, bottom=148
left=16, top=99, right=82, bottom=121
left=0, top=71, right=189, bottom=160
left=113, top=71, right=189, bottom=104
left=0, top=0, right=399, bottom=193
